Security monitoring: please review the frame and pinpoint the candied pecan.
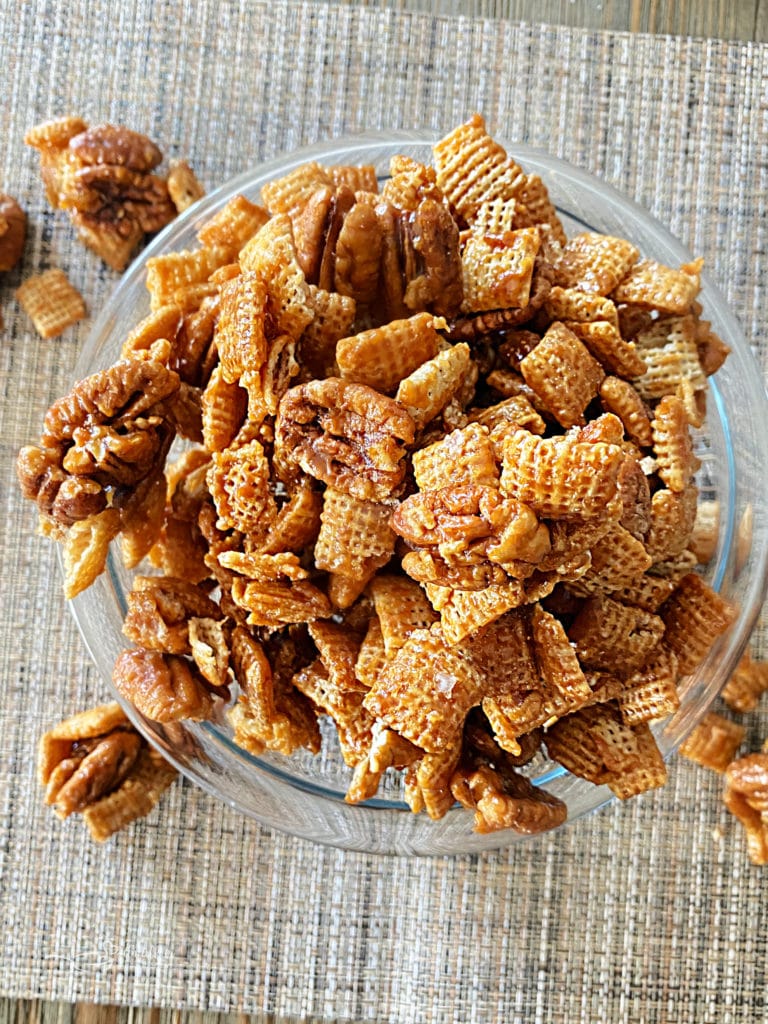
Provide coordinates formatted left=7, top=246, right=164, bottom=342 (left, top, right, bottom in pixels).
left=275, top=378, right=415, bottom=501
left=113, top=648, right=223, bottom=722
left=69, top=124, right=163, bottom=172
left=334, top=199, right=383, bottom=306
left=724, top=753, right=768, bottom=865
left=0, top=193, right=27, bottom=271
left=123, top=575, right=222, bottom=654
left=451, top=762, right=566, bottom=835
left=401, top=198, right=464, bottom=317
left=45, top=730, right=143, bottom=819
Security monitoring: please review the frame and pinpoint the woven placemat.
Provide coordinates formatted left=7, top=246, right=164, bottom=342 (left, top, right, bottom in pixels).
left=1, top=2, right=767, bottom=1021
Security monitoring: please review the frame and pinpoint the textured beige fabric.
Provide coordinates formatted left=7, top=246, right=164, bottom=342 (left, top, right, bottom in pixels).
left=1, top=2, right=767, bottom=1021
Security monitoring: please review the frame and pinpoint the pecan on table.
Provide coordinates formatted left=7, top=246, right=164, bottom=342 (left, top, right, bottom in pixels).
left=0, top=193, right=26, bottom=272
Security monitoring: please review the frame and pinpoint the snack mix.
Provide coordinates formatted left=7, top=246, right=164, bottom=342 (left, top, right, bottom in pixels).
left=20, top=113, right=752, bottom=841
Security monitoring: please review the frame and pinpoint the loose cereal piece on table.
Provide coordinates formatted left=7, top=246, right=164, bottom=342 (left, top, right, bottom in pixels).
left=553, top=233, right=639, bottom=296
left=39, top=701, right=177, bottom=841
left=336, top=312, right=443, bottom=393
left=167, top=159, right=205, bottom=213
left=723, top=752, right=768, bottom=865
left=660, top=572, right=734, bottom=676
left=679, top=711, right=745, bottom=773
left=16, top=268, right=86, bottom=338
left=721, top=652, right=768, bottom=713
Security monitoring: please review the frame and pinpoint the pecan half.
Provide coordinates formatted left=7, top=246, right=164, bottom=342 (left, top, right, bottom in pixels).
left=275, top=378, right=415, bottom=501
left=0, top=193, right=27, bottom=271
left=113, top=648, right=224, bottom=722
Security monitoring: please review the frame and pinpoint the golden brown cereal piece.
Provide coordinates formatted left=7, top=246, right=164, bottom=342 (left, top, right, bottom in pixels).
left=201, top=365, right=248, bottom=452
left=188, top=617, right=230, bottom=689
left=599, top=376, right=653, bottom=448
left=412, top=422, right=498, bottom=492
left=214, top=270, right=268, bottom=383
left=618, top=646, right=680, bottom=726
left=121, top=304, right=183, bottom=359
left=275, top=378, right=415, bottom=502
left=721, top=652, right=768, bottom=713
left=364, top=624, right=484, bottom=752
left=208, top=438, right=276, bottom=539
left=576, top=523, right=652, bottom=593
left=532, top=603, right=590, bottom=698
left=368, top=575, right=438, bottom=655
left=167, top=160, right=205, bottom=213
left=336, top=312, right=443, bottom=393
left=231, top=577, right=331, bottom=627
left=612, top=258, right=701, bottom=314
left=62, top=508, right=121, bottom=599
left=433, top=114, right=524, bottom=223
left=543, top=286, right=619, bottom=328
left=229, top=627, right=320, bottom=756
left=16, top=268, right=87, bottom=338
left=314, top=488, right=395, bottom=597
left=293, top=658, right=374, bottom=766
left=82, top=746, right=177, bottom=842
left=113, top=648, right=220, bottom=722
left=219, top=550, right=308, bottom=584
left=346, top=722, right=421, bottom=804
left=257, top=482, right=321, bottom=558
left=660, top=572, right=734, bottom=675
left=554, top=233, right=639, bottom=295
left=597, top=572, right=677, bottom=613
left=723, top=753, right=768, bottom=865
left=0, top=192, right=27, bottom=271
left=260, top=161, right=333, bottom=218
left=330, top=164, right=379, bottom=194
left=632, top=316, right=707, bottom=402
left=451, top=762, right=567, bottom=834
left=382, top=154, right=442, bottom=211
left=401, top=550, right=509, bottom=591
left=308, top=620, right=364, bottom=693
left=145, top=247, right=226, bottom=311
left=299, top=285, right=356, bottom=378
left=395, top=343, right=470, bottom=429
left=424, top=579, right=531, bottom=645
left=119, top=459, right=170, bottom=569
left=354, top=616, right=388, bottom=689
left=545, top=703, right=667, bottom=798
left=651, top=394, right=700, bottom=493
left=511, top=174, right=566, bottom=245
left=195, top=194, right=270, bottom=258
left=460, top=226, right=540, bottom=313
left=645, top=486, right=698, bottom=563
left=466, top=609, right=539, bottom=695
left=122, top=574, right=221, bottom=654
left=519, top=322, right=604, bottom=428
left=679, top=711, right=745, bottom=773
left=569, top=594, right=665, bottom=676
left=403, top=741, right=463, bottom=820
left=568, top=320, right=647, bottom=378
left=239, top=215, right=315, bottom=340
left=500, top=429, right=623, bottom=521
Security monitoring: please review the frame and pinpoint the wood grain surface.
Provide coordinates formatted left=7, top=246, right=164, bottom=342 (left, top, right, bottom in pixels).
left=4, top=1, right=765, bottom=1024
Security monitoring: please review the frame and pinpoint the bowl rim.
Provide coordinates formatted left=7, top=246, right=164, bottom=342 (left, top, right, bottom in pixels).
left=70, top=130, right=768, bottom=855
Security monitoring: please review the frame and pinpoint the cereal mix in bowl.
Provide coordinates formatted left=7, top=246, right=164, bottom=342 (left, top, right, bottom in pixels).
left=19, top=114, right=764, bottom=854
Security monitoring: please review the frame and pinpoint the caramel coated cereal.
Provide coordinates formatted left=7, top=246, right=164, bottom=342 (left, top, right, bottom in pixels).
left=20, top=116, right=739, bottom=840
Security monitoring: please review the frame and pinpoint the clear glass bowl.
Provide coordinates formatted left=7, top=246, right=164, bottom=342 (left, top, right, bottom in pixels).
left=69, top=131, right=768, bottom=855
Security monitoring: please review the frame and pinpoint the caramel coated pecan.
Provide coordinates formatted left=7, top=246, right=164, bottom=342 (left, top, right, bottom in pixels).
left=123, top=575, right=222, bottom=654
left=113, top=648, right=224, bottom=722
left=0, top=193, right=27, bottom=271
left=724, top=753, right=768, bottom=865
left=275, top=378, right=415, bottom=501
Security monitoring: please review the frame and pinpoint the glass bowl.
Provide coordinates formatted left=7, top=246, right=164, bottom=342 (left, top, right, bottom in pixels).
left=69, top=130, right=768, bottom=855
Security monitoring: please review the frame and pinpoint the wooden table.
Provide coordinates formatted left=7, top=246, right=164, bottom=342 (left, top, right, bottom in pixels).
left=3, top=2, right=764, bottom=1024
